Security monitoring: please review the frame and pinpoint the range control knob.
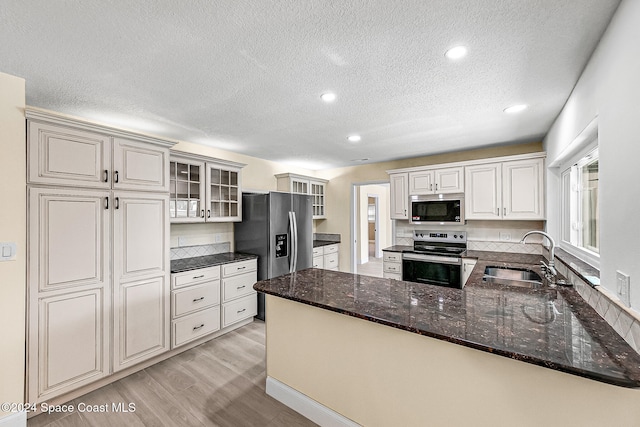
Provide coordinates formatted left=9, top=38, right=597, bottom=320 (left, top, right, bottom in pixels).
left=453, top=234, right=458, bottom=238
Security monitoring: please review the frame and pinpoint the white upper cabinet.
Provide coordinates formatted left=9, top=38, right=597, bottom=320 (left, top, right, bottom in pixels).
left=409, top=166, right=464, bottom=195
left=275, top=173, right=328, bottom=219
left=465, top=157, right=544, bottom=220
left=169, top=152, right=245, bottom=223
left=502, top=158, right=545, bottom=220
left=112, top=137, right=169, bottom=192
left=27, top=110, right=172, bottom=191
left=465, top=163, right=502, bottom=220
left=390, top=173, right=409, bottom=220
left=28, top=121, right=112, bottom=189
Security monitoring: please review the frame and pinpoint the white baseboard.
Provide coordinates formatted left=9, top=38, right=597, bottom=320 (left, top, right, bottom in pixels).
left=0, top=411, right=27, bottom=427
left=265, top=376, right=361, bottom=427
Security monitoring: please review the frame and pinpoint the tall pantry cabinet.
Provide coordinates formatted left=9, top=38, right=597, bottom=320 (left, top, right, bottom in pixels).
left=26, top=109, right=174, bottom=403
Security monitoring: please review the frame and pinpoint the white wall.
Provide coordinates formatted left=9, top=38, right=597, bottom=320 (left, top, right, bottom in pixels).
left=0, top=72, right=26, bottom=421
left=543, top=0, right=640, bottom=311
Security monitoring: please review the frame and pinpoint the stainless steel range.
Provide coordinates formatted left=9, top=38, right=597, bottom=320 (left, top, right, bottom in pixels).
left=402, top=230, right=467, bottom=288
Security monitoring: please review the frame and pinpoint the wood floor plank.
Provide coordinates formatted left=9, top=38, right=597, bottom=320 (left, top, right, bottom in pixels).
left=112, top=370, right=205, bottom=427
left=28, top=321, right=317, bottom=427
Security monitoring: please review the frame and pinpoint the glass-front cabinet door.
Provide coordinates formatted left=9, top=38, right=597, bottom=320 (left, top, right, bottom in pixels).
left=207, top=164, right=242, bottom=221
left=169, top=158, right=205, bottom=222
left=310, top=181, right=326, bottom=219
left=206, top=163, right=242, bottom=222
left=169, top=152, right=245, bottom=223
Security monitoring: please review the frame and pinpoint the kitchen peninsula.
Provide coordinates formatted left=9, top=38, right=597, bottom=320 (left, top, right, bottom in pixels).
left=255, top=265, right=640, bottom=427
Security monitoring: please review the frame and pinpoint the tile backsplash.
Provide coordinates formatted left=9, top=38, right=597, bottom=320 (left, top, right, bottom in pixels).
left=170, top=242, right=231, bottom=260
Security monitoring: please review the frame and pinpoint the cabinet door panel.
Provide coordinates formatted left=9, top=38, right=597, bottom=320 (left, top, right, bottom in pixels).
left=435, top=167, right=464, bottom=193
left=409, top=171, right=433, bottom=195
left=113, top=138, right=169, bottom=192
left=503, top=159, right=545, bottom=220
left=35, top=289, right=108, bottom=401
left=29, top=188, right=110, bottom=292
left=114, top=275, right=169, bottom=371
left=28, top=121, right=111, bottom=188
left=390, top=173, right=409, bottom=219
left=113, top=193, right=168, bottom=281
left=465, top=164, right=501, bottom=219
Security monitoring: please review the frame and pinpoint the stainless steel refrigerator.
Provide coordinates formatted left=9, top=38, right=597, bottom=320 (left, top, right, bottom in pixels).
left=234, top=191, right=313, bottom=320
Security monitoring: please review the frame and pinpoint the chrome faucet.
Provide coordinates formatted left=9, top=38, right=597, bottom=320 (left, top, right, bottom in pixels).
left=520, top=230, right=557, bottom=277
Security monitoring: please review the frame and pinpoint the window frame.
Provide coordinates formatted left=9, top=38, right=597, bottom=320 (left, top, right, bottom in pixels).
left=559, top=140, right=600, bottom=269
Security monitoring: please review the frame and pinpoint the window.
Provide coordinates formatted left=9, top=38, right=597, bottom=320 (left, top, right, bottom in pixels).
left=561, top=147, right=599, bottom=260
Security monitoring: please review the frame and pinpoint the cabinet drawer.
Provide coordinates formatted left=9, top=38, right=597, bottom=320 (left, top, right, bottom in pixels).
left=172, top=266, right=220, bottom=289
left=383, top=272, right=402, bottom=280
left=222, top=271, right=257, bottom=303
left=323, top=244, right=339, bottom=254
left=383, top=252, right=402, bottom=262
left=312, top=247, right=323, bottom=257
left=172, top=281, right=220, bottom=318
left=222, top=259, right=257, bottom=278
left=313, top=255, right=324, bottom=268
left=222, top=294, right=257, bottom=327
left=172, top=306, right=221, bottom=348
left=324, top=252, right=339, bottom=270
left=384, top=262, right=402, bottom=273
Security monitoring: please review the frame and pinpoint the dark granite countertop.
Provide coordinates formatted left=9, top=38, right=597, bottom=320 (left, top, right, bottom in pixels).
left=254, top=254, right=640, bottom=388
left=171, top=252, right=258, bottom=273
left=313, top=240, right=340, bottom=248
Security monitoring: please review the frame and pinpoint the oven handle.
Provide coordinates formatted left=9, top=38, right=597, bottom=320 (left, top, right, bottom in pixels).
left=402, top=253, right=462, bottom=265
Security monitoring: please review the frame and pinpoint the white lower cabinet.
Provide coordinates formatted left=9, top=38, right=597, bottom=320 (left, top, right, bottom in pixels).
left=173, top=306, right=221, bottom=348
left=312, top=247, right=324, bottom=268
left=313, top=244, right=340, bottom=271
left=223, top=294, right=258, bottom=327
left=462, top=258, right=478, bottom=286
left=170, top=258, right=257, bottom=349
left=383, top=251, right=403, bottom=280
left=221, top=259, right=258, bottom=326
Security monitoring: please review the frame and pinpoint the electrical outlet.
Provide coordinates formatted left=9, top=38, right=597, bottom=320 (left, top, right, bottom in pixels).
left=499, top=232, right=512, bottom=241
left=617, top=270, right=631, bottom=306
left=178, top=236, right=188, bottom=247
left=214, top=233, right=222, bottom=243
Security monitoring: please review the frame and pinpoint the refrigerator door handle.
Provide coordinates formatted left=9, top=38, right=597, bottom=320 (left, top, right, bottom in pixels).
left=292, top=210, right=298, bottom=272
left=288, top=211, right=295, bottom=273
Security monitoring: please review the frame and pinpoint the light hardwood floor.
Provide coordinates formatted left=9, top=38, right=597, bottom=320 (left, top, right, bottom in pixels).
left=28, top=321, right=317, bottom=427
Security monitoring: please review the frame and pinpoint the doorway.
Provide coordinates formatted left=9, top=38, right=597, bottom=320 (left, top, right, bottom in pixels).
left=351, top=182, right=392, bottom=277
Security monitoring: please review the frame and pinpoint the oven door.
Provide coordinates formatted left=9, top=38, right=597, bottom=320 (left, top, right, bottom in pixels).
left=402, top=253, right=462, bottom=289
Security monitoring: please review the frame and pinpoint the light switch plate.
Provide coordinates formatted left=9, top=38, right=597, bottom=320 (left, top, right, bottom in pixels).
left=0, top=242, right=17, bottom=261
left=616, top=270, right=631, bottom=306
left=499, top=232, right=512, bottom=241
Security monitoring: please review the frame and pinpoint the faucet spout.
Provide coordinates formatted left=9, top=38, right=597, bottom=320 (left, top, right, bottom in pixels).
left=521, top=230, right=557, bottom=276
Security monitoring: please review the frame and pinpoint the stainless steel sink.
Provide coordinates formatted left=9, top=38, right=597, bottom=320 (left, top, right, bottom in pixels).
left=483, top=266, right=543, bottom=288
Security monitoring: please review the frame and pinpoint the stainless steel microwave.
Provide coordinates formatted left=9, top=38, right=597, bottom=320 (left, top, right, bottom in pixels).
left=409, top=194, right=465, bottom=225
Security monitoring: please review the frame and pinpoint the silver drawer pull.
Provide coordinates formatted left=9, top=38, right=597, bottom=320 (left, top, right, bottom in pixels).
left=237, top=308, right=246, bottom=314
left=237, top=266, right=246, bottom=270
left=193, top=296, right=205, bottom=302
left=193, top=324, right=205, bottom=330
left=193, top=275, right=205, bottom=279
left=236, top=285, right=246, bottom=290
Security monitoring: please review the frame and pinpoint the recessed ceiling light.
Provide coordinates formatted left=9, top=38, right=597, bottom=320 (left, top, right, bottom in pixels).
left=445, top=45, right=467, bottom=60
left=503, top=104, right=528, bottom=114
left=320, top=92, right=336, bottom=103
left=347, top=135, right=361, bottom=143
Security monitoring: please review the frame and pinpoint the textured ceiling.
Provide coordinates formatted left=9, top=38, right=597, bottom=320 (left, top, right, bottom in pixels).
left=0, top=0, right=620, bottom=170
